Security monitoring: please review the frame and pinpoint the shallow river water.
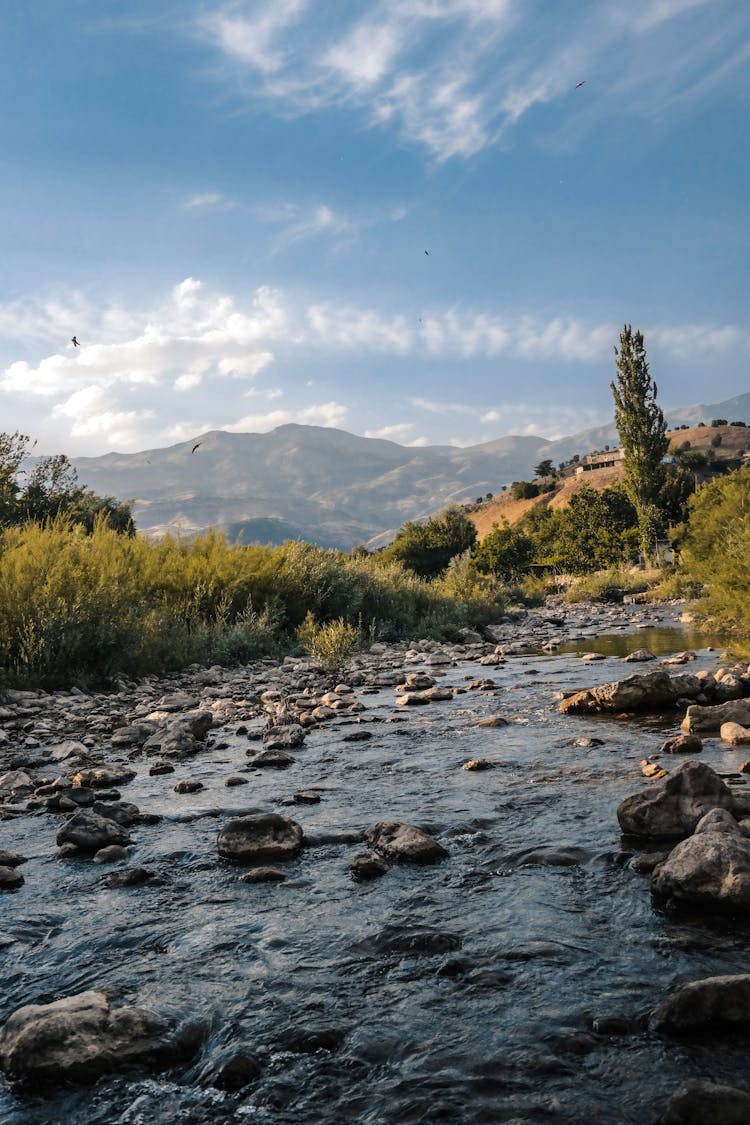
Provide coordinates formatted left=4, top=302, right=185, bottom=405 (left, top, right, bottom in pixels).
left=2, top=625, right=750, bottom=1124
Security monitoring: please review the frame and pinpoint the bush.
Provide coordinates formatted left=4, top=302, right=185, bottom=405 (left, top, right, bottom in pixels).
left=564, top=569, right=650, bottom=604
left=296, top=613, right=366, bottom=675
left=511, top=481, right=539, bottom=500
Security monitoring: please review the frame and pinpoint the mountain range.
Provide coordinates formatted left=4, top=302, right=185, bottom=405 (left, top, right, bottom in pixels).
left=71, top=391, right=750, bottom=550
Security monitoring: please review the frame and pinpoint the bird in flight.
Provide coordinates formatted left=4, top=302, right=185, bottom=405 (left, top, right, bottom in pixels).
left=191, top=442, right=202, bottom=454
left=71, top=336, right=80, bottom=347
left=575, top=81, right=586, bottom=89
left=424, top=249, right=430, bottom=255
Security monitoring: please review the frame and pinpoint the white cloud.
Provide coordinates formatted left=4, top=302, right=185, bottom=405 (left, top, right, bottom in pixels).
left=225, top=401, right=348, bottom=433
left=195, top=0, right=747, bottom=160
left=183, top=191, right=230, bottom=210
left=364, top=422, right=416, bottom=440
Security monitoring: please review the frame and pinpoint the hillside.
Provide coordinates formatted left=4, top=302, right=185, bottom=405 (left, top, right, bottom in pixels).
left=470, top=423, right=750, bottom=540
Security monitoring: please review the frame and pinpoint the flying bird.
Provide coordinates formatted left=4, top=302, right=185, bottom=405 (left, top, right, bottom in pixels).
left=424, top=249, right=430, bottom=255
left=71, top=336, right=80, bottom=347
left=191, top=442, right=202, bottom=454
left=575, top=81, right=586, bottom=89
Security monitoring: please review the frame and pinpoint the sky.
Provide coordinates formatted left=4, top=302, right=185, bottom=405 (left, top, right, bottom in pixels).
left=1, top=0, right=749, bottom=456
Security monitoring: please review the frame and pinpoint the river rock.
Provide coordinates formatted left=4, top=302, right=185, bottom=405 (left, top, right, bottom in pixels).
left=143, top=710, right=213, bottom=757
left=682, top=700, right=750, bottom=735
left=660, top=1080, right=750, bottom=1125
left=0, top=989, right=193, bottom=1087
left=0, top=851, right=26, bottom=868
left=173, top=780, right=204, bottom=794
left=350, top=850, right=388, bottom=880
left=0, top=770, right=36, bottom=793
left=661, top=733, right=703, bottom=755
left=93, top=845, right=130, bottom=864
left=248, top=748, right=295, bottom=769
left=650, top=974, right=750, bottom=1033
left=462, top=758, right=494, bottom=771
left=263, top=724, right=305, bottom=751
left=473, top=716, right=509, bottom=728
left=240, top=866, right=287, bottom=883
left=623, top=649, right=656, bottom=663
left=561, top=670, right=702, bottom=715
left=617, top=760, right=734, bottom=839
left=73, top=766, right=136, bottom=789
left=56, top=811, right=132, bottom=852
left=100, top=866, right=154, bottom=888
left=651, top=808, right=750, bottom=912
left=364, top=821, right=447, bottom=864
left=92, top=801, right=141, bottom=826
left=0, top=866, right=24, bottom=890
left=211, top=1047, right=263, bottom=1090
left=217, top=813, right=303, bottom=864
left=721, top=722, right=750, bottom=746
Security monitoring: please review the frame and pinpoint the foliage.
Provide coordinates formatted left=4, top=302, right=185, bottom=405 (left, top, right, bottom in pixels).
left=0, top=516, right=503, bottom=688
left=296, top=612, right=366, bottom=675
left=611, top=326, right=668, bottom=557
left=564, top=569, right=650, bottom=604
left=519, top=486, right=638, bottom=574
left=383, top=504, right=477, bottom=579
left=0, top=432, right=134, bottom=534
left=511, top=480, right=539, bottom=500
left=474, top=519, right=535, bottom=580
left=657, top=464, right=696, bottom=526
left=680, top=467, right=750, bottom=641
left=533, top=459, right=555, bottom=479
left=711, top=419, right=728, bottom=427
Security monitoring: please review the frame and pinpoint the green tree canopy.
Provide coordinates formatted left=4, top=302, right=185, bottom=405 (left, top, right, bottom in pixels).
left=0, top=432, right=135, bottom=534
left=533, top=459, right=555, bottom=479
left=385, top=504, right=478, bottom=580
left=611, top=326, right=668, bottom=557
left=474, top=519, right=534, bottom=580
left=681, top=466, right=750, bottom=641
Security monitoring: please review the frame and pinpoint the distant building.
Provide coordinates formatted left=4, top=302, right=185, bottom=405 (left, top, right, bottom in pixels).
left=575, top=448, right=624, bottom=474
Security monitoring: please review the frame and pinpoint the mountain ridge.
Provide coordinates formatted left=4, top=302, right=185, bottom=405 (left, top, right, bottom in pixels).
left=71, top=392, right=750, bottom=550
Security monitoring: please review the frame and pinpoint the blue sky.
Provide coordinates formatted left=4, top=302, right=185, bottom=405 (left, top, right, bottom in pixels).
left=1, top=0, right=749, bottom=455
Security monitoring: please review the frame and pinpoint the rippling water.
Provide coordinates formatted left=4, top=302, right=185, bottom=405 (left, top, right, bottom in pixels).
left=3, top=629, right=750, bottom=1124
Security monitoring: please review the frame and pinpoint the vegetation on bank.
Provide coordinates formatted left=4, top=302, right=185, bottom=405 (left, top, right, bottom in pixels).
left=1, top=325, right=749, bottom=686
left=0, top=518, right=505, bottom=689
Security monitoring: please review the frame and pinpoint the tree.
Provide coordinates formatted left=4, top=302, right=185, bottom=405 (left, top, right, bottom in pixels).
left=0, top=433, right=134, bottom=534
left=533, top=459, right=555, bottom=479
left=474, top=520, right=534, bottom=580
left=681, top=466, right=750, bottom=640
left=611, top=326, right=668, bottom=558
left=547, top=486, right=638, bottom=573
left=386, top=505, right=477, bottom=580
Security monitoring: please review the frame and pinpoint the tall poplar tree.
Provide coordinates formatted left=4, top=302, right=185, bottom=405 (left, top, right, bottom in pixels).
left=611, top=325, right=668, bottom=560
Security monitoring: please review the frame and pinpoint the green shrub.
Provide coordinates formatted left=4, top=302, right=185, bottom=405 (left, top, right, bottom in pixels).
left=297, top=612, right=365, bottom=674
left=564, top=569, right=650, bottom=604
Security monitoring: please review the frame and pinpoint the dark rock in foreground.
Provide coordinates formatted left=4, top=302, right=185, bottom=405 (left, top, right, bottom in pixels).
left=217, top=813, right=303, bottom=864
left=651, top=974, right=750, bottom=1034
left=364, top=821, right=447, bottom=864
left=0, top=989, right=196, bottom=1087
left=617, top=761, right=734, bottom=839
left=651, top=808, right=750, bottom=913
left=56, top=811, right=132, bottom=852
left=660, top=1079, right=750, bottom=1125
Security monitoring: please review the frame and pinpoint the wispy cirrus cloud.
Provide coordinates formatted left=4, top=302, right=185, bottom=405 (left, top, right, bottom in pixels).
left=195, top=0, right=748, bottom=160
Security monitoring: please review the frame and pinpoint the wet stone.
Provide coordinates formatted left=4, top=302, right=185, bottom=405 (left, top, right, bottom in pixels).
left=660, top=1079, right=750, bottom=1125
left=293, top=790, right=322, bottom=804
left=217, top=813, right=303, bottom=864
left=350, top=850, right=388, bottom=881
left=240, top=867, right=287, bottom=884
left=225, top=776, right=249, bottom=787
left=0, top=866, right=24, bottom=891
left=73, top=766, right=136, bottom=789
left=93, top=845, right=129, bottom=864
left=211, top=1048, right=263, bottom=1091
left=149, top=762, right=174, bottom=776
left=56, top=811, right=132, bottom=852
left=342, top=729, right=372, bottom=742
left=462, top=759, right=495, bottom=771
left=174, top=780, right=204, bottom=794
left=247, top=748, right=296, bottom=769
left=100, top=866, right=155, bottom=888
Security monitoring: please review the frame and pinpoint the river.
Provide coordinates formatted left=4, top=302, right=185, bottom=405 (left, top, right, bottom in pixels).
left=2, top=616, right=749, bottom=1123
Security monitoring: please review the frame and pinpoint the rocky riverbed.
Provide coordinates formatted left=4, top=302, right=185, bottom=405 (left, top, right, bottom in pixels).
left=3, top=598, right=750, bottom=1123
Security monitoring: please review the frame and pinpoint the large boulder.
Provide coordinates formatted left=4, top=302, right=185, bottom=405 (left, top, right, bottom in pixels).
left=364, top=821, right=447, bottom=865
left=0, top=989, right=195, bottom=1087
left=143, top=710, right=213, bottom=758
left=217, top=813, right=303, bottom=864
left=617, top=761, right=733, bottom=839
left=56, top=811, right=132, bottom=852
left=651, top=808, right=750, bottom=912
left=650, top=974, right=750, bottom=1033
left=660, top=1080, right=750, bottom=1125
left=560, top=670, right=701, bottom=715
left=682, top=700, right=750, bottom=735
